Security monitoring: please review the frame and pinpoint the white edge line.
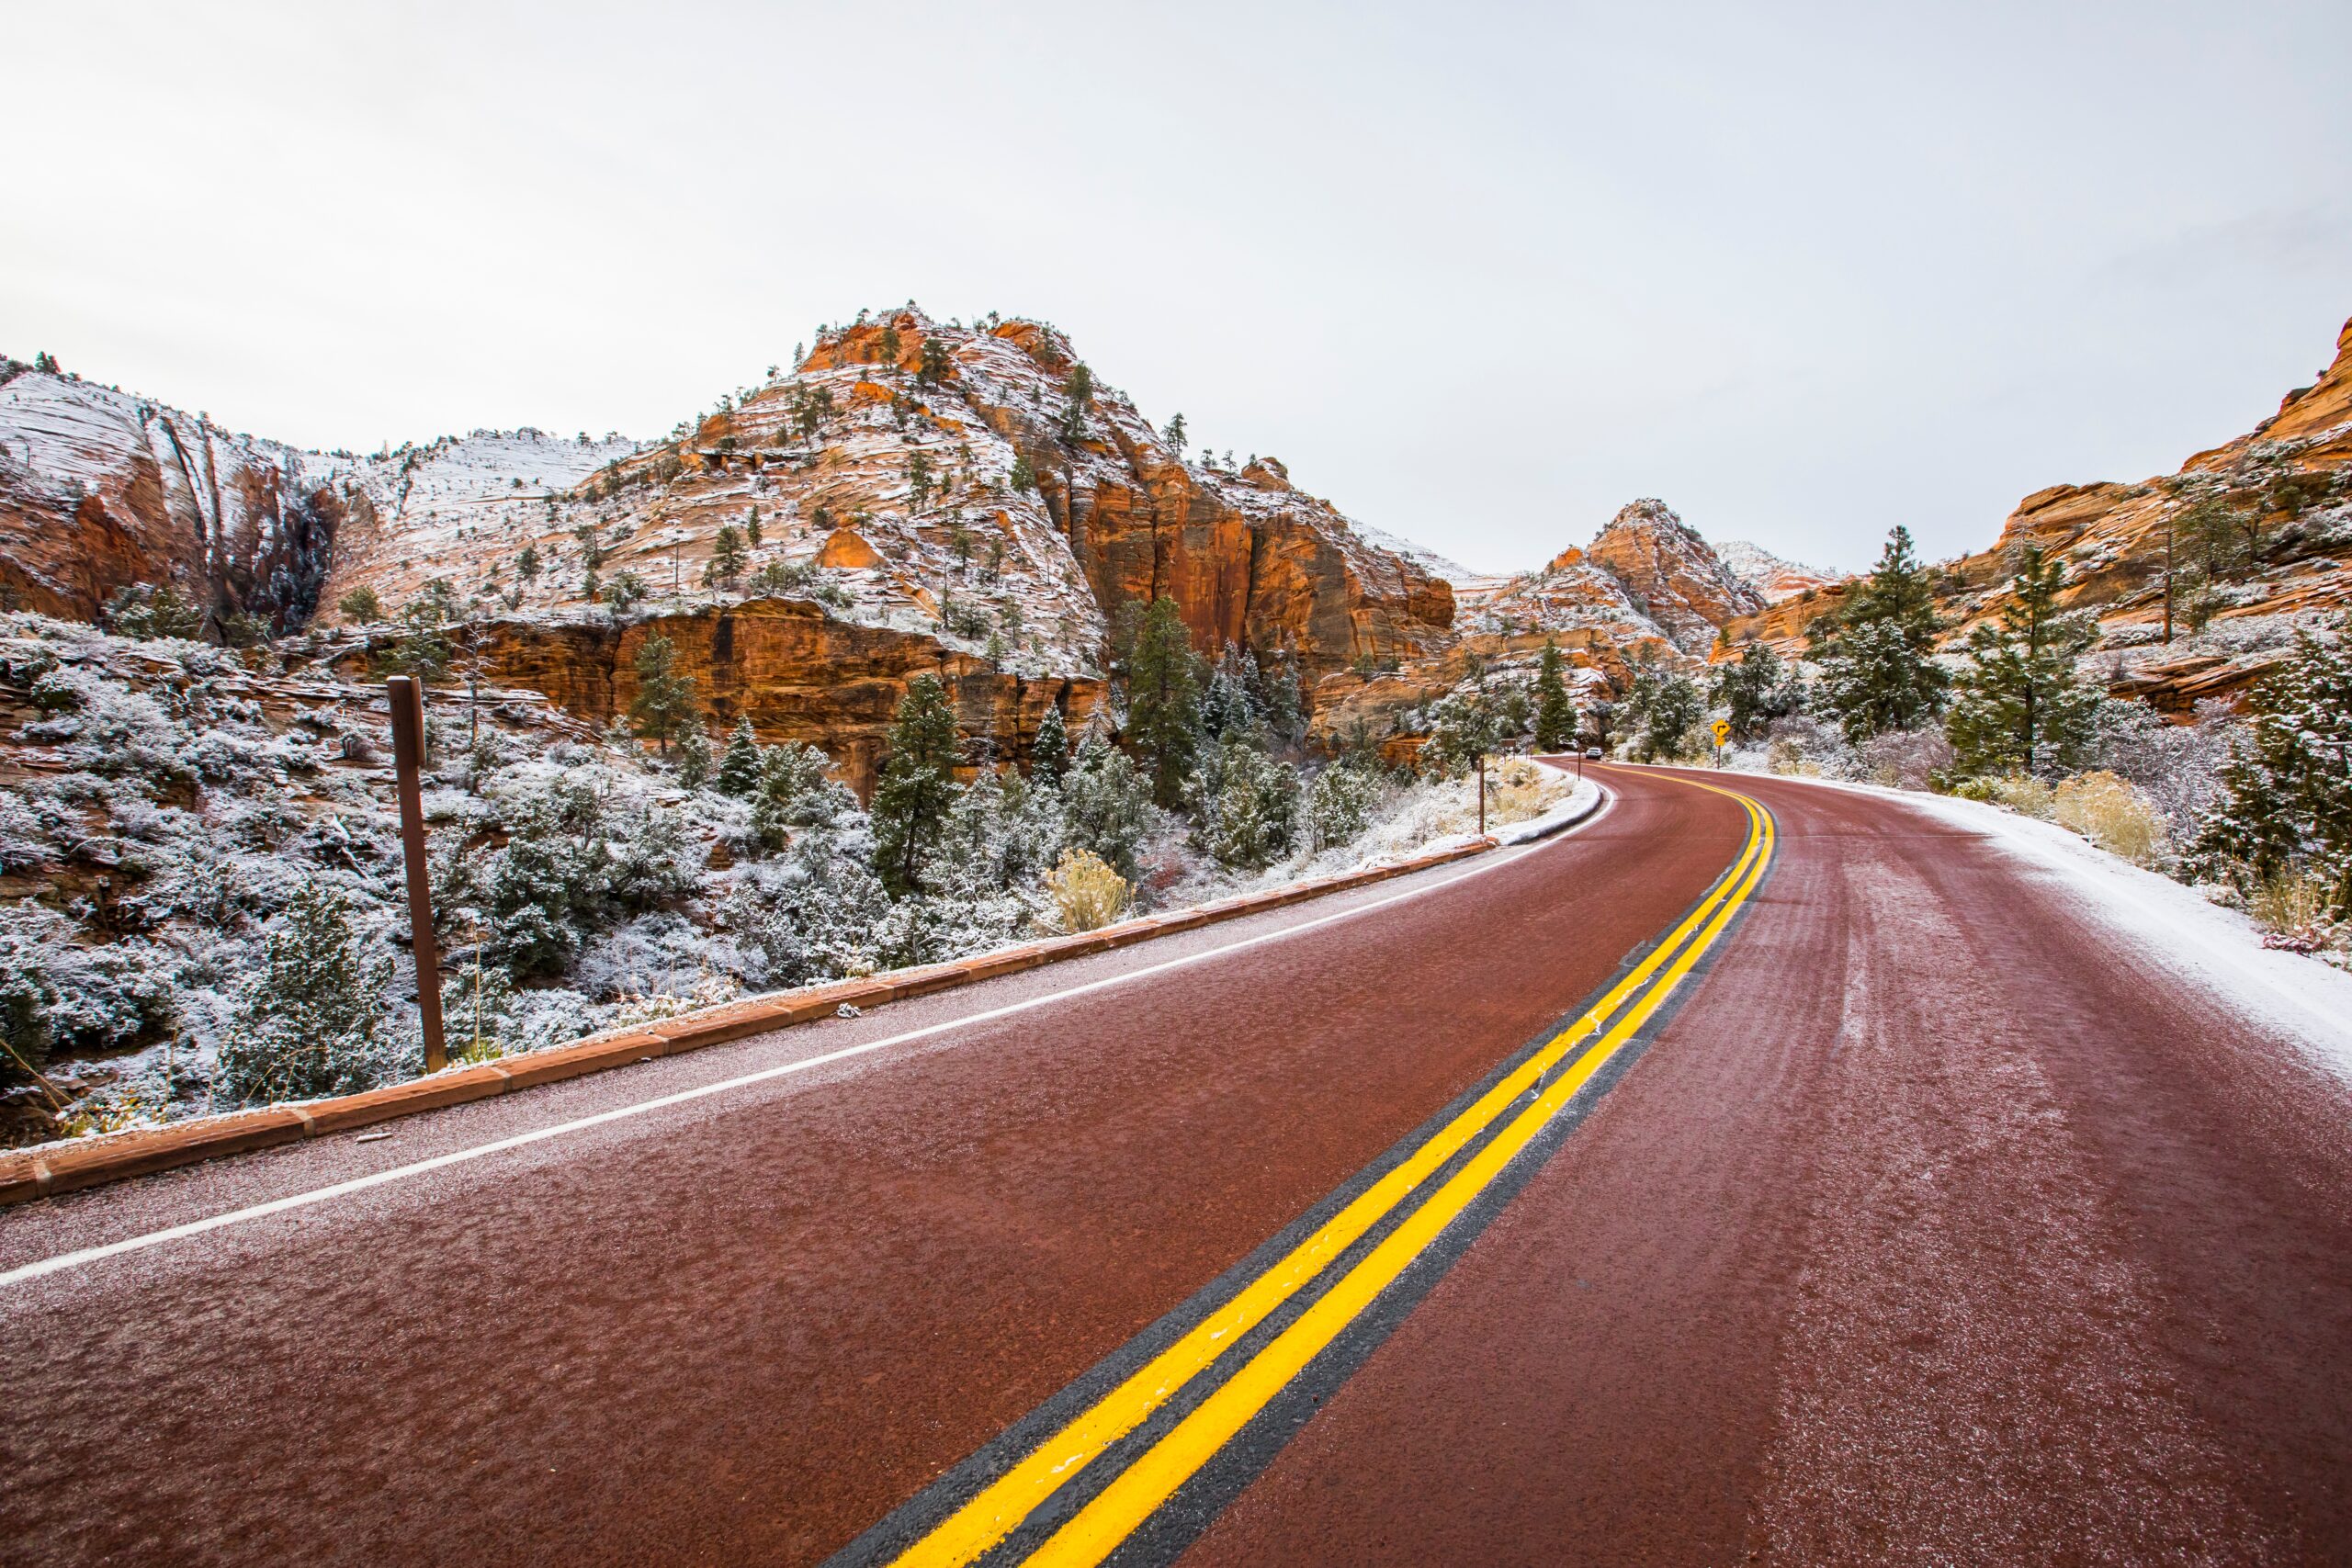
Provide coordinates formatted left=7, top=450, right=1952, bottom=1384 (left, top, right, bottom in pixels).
left=3, top=789, right=1616, bottom=1289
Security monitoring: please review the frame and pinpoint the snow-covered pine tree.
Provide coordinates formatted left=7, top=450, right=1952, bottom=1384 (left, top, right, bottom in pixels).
left=1062, top=733, right=1153, bottom=878
left=1711, top=641, right=1794, bottom=741
left=1030, top=703, right=1070, bottom=790
left=215, top=882, right=402, bottom=1101
left=872, top=675, right=962, bottom=894
left=750, top=739, right=838, bottom=852
left=1303, top=760, right=1380, bottom=852
left=1260, top=650, right=1306, bottom=748
left=1124, top=596, right=1201, bottom=808
left=628, top=635, right=699, bottom=753
left=1204, top=734, right=1299, bottom=870
left=1199, top=644, right=1263, bottom=743
left=2189, top=616, right=2352, bottom=911
left=1630, top=669, right=1704, bottom=762
left=673, top=722, right=713, bottom=790
left=1533, top=640, right=1577, bottom=752
left=1814, top=525, right=1948, bottom=742
left=717, top=716, right=763, bottom=797
left=1946, top=547, right=2098, bottom=777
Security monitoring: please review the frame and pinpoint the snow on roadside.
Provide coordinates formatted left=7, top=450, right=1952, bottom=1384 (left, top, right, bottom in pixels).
left=1791, top=775, right=2352, bottom=1087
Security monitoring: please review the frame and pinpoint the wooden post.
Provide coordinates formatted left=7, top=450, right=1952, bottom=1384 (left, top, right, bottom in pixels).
left=387, top=675, right=447, bottom=1072
left=1476, top=752, right=1487, bottom=838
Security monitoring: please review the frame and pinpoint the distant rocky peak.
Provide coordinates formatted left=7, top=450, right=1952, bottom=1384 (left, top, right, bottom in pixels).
left=1715, top=539, right=1843, bottom=604
left=1582, top=498, right=1763, bottom=653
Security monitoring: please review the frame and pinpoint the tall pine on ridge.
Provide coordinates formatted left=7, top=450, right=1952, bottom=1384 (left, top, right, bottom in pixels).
left=1815, top=525, right=1948, bottom=742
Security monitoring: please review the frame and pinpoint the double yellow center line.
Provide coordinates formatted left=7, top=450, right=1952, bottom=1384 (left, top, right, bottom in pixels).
left=865, top=776, right=1775, bottom=1568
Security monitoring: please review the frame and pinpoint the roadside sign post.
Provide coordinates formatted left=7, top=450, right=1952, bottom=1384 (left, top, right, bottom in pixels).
left=387, top=675, right=447, bottom=1073
left=1712, top=718, right=1732, bottom=768
left=1476, top=751, right=1487, bottom=838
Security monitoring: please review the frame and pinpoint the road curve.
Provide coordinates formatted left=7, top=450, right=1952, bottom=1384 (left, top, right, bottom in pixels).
left=1179, top=766, right=2352, bottom=1567
left=4, top=764, right=2346, bottom=1567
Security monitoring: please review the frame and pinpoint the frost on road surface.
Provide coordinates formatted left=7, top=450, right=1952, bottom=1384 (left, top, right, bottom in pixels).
left=1825, top=778, right=2352, bottom=1086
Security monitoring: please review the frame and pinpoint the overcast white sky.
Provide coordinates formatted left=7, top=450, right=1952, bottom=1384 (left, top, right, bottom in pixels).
left=6, top=0, right=2347, bottom=574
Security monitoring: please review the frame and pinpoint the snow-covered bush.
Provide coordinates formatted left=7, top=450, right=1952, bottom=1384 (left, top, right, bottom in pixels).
left=1858, top=728, right=1953, bottom=792
left=0, top=904, right=178, bottom=1078
left=1062, top=736, right=1154, bottom=878
left=1202, top=738, right=1298, bottom=870
left=1764, top=713, right=1861, bottom=778
left=214, top=883, right=410, bottom=1103
left=574, top=912, right=726, bottom=1003
left=1302, top=761, right=1379, bottom=852
left=2084, top=697, right=2240, bottom=842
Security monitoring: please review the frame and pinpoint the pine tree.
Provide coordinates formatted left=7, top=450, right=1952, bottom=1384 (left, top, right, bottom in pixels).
left=1124, top=596, right=1202, bottom=808
left=1010, top=454, right=1038, bottom=491
left=717, top=716, right=763, bottom=797
left=2189, top=616, right=2352, bottom=909
left=707, top=525, right=748, bottom=589
left=1199, top=643, right=1262, bottom=743
left=907, top=450, right=934, bottom=510
left=1533, top=640, right=1577, bottom=752
left=628, top=634, right=699, bottom=753
left=1946, top=546, right=2099, bottom=777
left=1711, top=642, right=1792, bottom=741
left=871, top=674, right=963, bottom=894
left=215, top=882, right=399, bottom=1102
left=1163, top=412, right=1187, bottom=452
left=917, top=336, right=953, bottom=387
left=1063, top=733, right=1153, bottom=878
left=673, top=721, right=713, bottom=789
left=1059, top=365, right=1094, bottom=442
left=1815, top=525, right=1948, bottom=742
left=515, top=544, right=540, bottom=581
left=376, top=588, right=457, bottom=681
left=745, top=506, right=763, bottom=548
left=1031, top=703, right=1070, bottom=789
left=1625, top=665, right=1704, bottom=762
left=751, top=740, right=837, bottom=853
left=1204, top=734, right=1299, bottom=869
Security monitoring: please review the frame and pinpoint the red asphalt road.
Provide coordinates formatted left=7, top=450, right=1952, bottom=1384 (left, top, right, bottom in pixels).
left=3, top=766, right=2347, bottom=1566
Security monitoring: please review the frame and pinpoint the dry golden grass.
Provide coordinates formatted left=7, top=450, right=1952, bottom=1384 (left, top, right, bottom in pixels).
left=2051, top=770, right=2165, bottom=866
left=1046, top=847, right=1132, bottom=932
left=2250, top=868, right=2335, bottom=936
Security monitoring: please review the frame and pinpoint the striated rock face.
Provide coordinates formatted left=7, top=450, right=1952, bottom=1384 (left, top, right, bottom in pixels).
left=0, top=360, right=349, bottom=631
left=1581, top=499, right=1765, bottom=653
left=348, top=598, right=1107, bottom=793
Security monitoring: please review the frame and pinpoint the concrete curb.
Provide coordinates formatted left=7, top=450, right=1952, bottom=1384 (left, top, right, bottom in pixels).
left=0, top=837, right=1510, bottom=1207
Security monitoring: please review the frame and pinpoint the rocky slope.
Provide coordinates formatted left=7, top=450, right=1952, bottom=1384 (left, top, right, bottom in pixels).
left=1727, top=312, right=2352, bottom=712
left=0, top=361, right=356, bottom=631
left=1579, top=499, right=1765, bottom=653
left=1715, top=539, right=1841, bottom=604
left=1308, top=500, right=1760, bottom=755
left=2, top=310, right=1459, bottom=784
